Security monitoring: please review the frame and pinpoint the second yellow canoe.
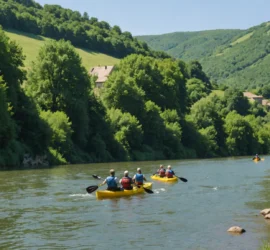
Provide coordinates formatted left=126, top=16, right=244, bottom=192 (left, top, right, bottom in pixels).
left=151, top=175, right=178, bottom=182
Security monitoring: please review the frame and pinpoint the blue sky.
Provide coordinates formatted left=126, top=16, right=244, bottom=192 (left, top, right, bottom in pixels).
left=37, top=0, right=270, bottom=36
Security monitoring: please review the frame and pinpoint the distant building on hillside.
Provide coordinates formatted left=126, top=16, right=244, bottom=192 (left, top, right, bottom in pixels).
left=262, top=99, right=270, bottom=107
left=89, top=65, right=114, bottom=88
left=243, top=92, right=263, bottom=104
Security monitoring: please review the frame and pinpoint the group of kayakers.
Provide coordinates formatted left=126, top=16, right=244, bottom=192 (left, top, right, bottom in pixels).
left=156, top=164, right=175, bottom=178
left=102, top=168, right=147, bottom=191
left=101, top=164, right=177, bottom=191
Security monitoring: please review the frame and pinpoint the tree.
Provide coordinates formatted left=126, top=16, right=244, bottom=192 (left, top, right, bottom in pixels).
left=224, top=111, right=254, bottom=155
left=224, top=88, right=250, bottom=116
left=108, top=108, right=143, bottom=155
left=0, top=79, right=15, bottom=149
left=187, top=61, right=211, bottom=89
left=82, top=12, right=89, bottom=20
left=26, top=39, right=90, bottom=147
left=186, top=78, right=209, bottom=106
left=188, top=95, right=226, bottom=155
left=261, top=85, right=270, bottom=99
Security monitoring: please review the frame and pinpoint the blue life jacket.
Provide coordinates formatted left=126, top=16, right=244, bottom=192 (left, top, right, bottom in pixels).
left=166, top=169, right=174, bottom=178
left=106, top=176, right=117, bottom=188
left=135, top=173, right=144, bottom=183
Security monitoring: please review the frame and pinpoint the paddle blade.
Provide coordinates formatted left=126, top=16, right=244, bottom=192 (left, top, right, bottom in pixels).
left=86, top=185, right=99, bottom=194
left=92, top=174, right=101, bottom=179
left=177, top=176, right=188, bottom=182
left=143, top=187, right=154, bottom=194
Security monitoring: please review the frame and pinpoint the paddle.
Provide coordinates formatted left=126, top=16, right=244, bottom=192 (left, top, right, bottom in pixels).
left=175, top=175, right=188, bottom=182
left=152, top=173, right=188, bottom=183
left=86, top=185, right=99, bottom=194
left=92, top=174, right=153, bottom=194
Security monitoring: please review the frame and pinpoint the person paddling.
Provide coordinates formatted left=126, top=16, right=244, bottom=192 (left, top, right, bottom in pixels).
left=119, top=170, right=133, bottom=190
left=253, top=154, right=261, bottom=161
left=133, top=168, right=147, bottom=185
left=158, top=165, right=166, bottom=177
left=102, top=169, right=120, bottom=191
left=165, top=165, right=175, bottom=178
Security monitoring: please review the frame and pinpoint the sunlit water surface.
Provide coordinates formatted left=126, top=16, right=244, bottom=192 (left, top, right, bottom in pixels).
left=1, top=157, right=270, bottom=249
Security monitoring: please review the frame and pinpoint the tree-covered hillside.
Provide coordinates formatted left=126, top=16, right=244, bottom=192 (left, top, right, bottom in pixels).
left=1, top=1, right=270, bottom=169
left=137, top=22, right=270, bottom=90
left=137, top=29, right=242, bottom=60
left=0, top=0, right=169, bottom=59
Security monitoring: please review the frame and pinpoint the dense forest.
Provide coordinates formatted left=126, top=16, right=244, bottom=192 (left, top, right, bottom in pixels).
left=137, top=22, right=270, bottom=91
left=1, top=1, right=270, bottom=169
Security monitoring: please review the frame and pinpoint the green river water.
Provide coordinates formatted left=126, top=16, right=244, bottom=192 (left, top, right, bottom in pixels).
left=1, top=157, right=270, bottom=250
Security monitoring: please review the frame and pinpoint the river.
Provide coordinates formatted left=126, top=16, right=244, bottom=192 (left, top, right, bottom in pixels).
left=1, top=157, right=270, bottom=250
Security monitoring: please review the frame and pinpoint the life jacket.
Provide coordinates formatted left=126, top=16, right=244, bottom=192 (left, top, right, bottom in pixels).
left=135, top=173, right=144, bottom=185
left=166, top=169, right=174, bottom=178
left=159, top=168, right=166, bottom=177
left=121, top=177, right=132, bottom=189
left=106, top=176, right=117, bottom=188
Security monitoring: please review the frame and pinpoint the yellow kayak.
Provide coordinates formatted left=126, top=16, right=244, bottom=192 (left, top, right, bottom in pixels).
left=253, top=158, right=261, bottom=162
left=96, top=182, right=153, bottom=199
left=151, top=175, right=178, bottom=182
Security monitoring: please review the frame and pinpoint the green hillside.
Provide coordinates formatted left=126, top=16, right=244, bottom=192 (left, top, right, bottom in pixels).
left=5, top=29, right=119, bottom=71
left=137, top=22, right=270, bottom=90
left=137, top=29, right=242, bottom=60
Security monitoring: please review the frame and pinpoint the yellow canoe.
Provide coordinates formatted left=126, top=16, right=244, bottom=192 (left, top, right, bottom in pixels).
left=96, top=182, right=153, bottom=199
left=151, top=175, right=178, bottom=182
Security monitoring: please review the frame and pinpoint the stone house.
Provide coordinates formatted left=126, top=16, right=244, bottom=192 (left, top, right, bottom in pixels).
left=243, top=92, right=264, bottom=104
left=89, top=65, right=114, bottom=88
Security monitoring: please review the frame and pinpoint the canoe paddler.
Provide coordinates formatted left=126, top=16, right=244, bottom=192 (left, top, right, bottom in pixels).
left=252, top=154, right=261, bottom=161
left=102, top=169, right=120, bottom=191
left=119, top=170, right=133, bottom=190
left=133, top=168, right=147, bottom=185
left=157, top=165, right=166, bottom=177
left=165, top=165, right=175, bottom=178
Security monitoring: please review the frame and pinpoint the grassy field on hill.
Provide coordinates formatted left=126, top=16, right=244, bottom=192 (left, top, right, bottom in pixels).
left=5, top=29, right=119, bottom=71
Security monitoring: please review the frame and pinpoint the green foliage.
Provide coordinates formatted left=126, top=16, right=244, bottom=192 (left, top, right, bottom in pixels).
left=260, top=85, right=270, bottom=98
left=86, top=96, right=125, bottom=162
left=25, top=39, right=89, bottom=146
left=137, top=22, right=270, bottom=90
left=186, top=78, right=209, bottom=106
left=224, top=111, right=254, bottom=155
left=0, top=26, right=50, bottom=167
left=187, top=95, right=226, bottom=155
left=0, top=79, right=16, bottom=149
left=224, top=88, right=250, bottom=115
left=198, top=126, right=219, bottom=157
left=48, top=147, right=67, bottom=165
left=0, top=0, right=168, bottom=59
left=108, top=108, right=143, bottom=154
left=102, top=54, right=187, bottom=117
left=40, top=110, right=73, bottom=157
left=0, top=27, right=25, bottom=110
left=137, top=29, right=240, bottom=60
